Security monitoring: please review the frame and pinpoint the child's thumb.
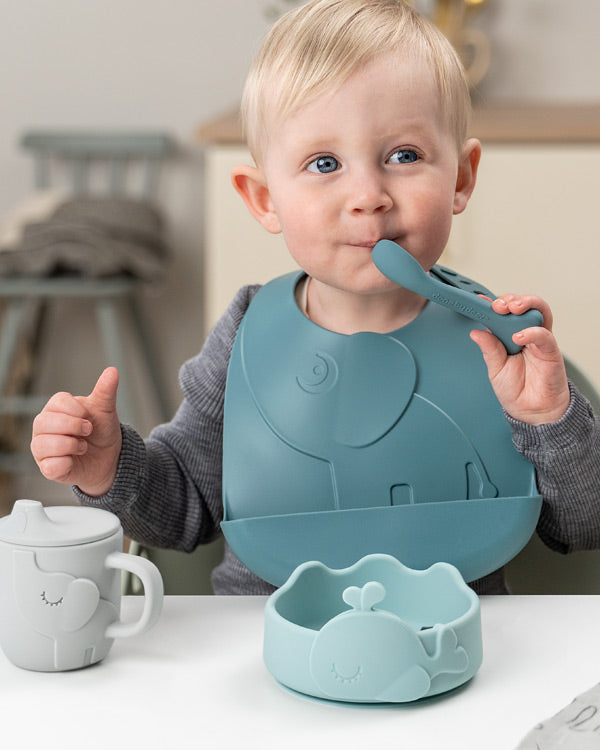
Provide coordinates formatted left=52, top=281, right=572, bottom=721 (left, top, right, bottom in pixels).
left=87, top=367, right=120, bottom=413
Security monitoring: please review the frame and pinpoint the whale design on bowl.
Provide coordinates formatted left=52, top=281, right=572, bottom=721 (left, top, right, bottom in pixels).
left=263, top=554, right=482, bottom=703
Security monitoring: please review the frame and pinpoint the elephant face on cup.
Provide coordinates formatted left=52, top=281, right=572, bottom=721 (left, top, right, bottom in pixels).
left=0, top=500, right=163, bottom=672
left=13, top=549, right=104, bottom=635
left=5, top=548, right=120, bottom=671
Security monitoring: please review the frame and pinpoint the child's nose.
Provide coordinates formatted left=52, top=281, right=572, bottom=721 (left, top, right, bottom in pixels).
left=347, top=168, right=393, bottom=214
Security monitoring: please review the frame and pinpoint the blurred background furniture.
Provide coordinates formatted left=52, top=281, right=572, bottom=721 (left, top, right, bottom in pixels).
left=0, top=131, right=176, bottom=480
left=133, top=539, right=224, bottom=595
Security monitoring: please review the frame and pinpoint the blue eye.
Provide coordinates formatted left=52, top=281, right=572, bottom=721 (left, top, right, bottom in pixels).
left=388, top=149, right=418, bottom=164
left=307, top=155, right=339, bottom=174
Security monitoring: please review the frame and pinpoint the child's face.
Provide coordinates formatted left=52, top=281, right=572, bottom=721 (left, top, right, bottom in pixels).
left=235, top=52, right=480, bottom=300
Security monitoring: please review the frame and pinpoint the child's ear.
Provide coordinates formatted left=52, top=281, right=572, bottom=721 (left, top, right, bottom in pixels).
left=231, top=164, right=282, bottom=234
left=453, top=138, right=482, bottom=215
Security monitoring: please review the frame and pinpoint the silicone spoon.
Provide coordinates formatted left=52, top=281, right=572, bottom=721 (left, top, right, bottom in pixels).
left=372, top=240, right=543, bottom=355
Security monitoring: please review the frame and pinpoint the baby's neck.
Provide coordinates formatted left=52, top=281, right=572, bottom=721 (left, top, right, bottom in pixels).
left=298, top=276, right=426, bottom=335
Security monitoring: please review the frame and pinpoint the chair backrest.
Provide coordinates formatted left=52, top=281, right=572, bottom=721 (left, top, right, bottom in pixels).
left=564, top=356, right=600, bottom=414
left=20, top=131, right=176, bottom=200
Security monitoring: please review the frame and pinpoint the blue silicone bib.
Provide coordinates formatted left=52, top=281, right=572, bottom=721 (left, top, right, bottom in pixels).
left=221, top=271, right=541, bottom=586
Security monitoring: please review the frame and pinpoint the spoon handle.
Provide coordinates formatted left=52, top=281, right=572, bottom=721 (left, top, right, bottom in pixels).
left=373, top=240, right=543, bottom=355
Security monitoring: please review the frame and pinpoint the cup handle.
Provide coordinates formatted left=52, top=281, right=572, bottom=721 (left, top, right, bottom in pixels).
left=103, top=551, right=164, bottom=639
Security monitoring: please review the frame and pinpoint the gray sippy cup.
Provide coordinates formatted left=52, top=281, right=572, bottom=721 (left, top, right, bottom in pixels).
left=0, top=499, right=163, bottom=672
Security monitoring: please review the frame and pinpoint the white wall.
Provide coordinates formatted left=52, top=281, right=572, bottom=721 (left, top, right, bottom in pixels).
left=0, top=1, right=273, bottom=436
left=473, top=0, right=600, bottom=103
left=0, top=0, right=598, bottom=441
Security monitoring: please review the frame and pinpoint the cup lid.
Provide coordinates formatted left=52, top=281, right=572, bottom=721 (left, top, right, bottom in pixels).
left=0, top=499, right=121, bottom=547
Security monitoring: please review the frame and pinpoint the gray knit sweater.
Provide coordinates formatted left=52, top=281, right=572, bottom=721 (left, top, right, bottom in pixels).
left=76, top=285, right=600, bottom=595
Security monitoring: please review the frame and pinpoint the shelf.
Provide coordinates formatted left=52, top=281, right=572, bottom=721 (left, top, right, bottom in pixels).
left=197, top=103, right=600, bottom=146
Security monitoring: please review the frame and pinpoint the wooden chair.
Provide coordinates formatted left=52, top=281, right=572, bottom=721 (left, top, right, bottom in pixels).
left=0, top=131, right=176, bottom=471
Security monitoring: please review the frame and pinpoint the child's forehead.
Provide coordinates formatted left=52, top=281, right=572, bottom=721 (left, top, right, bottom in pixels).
left=244, top=1, right=471, bottom=163
left=263, top=52, right=445, bottom=139
left=268, top=50, right=439, bottom=113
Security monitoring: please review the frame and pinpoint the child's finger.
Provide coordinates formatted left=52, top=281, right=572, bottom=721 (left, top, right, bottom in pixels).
left=512, top=326, right=562, bottom=358
left=32, top=410, right=92, bottom=440
left=31, top=432, right=87, bottom=463
left=492, top=294, right=553, bottom=330
left=81, top=367, right=119, bottom=414
left=40, top=390, right=89, bottom=420
left=469, top=328, right=508, bottom=378
left=36, top=454, right=78, bottom=483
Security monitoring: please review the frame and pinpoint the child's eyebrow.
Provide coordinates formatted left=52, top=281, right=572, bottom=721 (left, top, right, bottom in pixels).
left=286, top=139, right=343, bottom=161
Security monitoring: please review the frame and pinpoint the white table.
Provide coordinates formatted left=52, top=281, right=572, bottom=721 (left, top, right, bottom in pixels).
left=1, top=595, right=599, bottom=749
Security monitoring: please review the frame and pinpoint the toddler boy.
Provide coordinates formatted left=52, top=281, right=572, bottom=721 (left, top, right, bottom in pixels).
left=31, top=0, right=599, bottom=594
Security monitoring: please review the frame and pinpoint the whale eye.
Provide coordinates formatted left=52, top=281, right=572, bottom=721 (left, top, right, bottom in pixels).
left=41, top=591, right=63, bottom=607
left=331, top=663, right=362, bottom=685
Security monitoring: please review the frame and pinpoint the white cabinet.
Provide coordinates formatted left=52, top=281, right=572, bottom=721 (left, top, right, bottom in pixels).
left=203, top=138, right=600, bottom=386
left=203, top=145, right=293, bottom=333
left=447, top=143, right=600, bottom=386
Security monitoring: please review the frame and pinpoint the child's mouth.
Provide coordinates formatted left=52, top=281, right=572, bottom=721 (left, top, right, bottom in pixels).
left=350, top=239, right=387, bottom=250
left=352, top=241, right=377, bottom=249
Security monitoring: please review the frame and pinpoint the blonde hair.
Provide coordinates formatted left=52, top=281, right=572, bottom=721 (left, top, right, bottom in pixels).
left=242, top=0, right=471, bottom=163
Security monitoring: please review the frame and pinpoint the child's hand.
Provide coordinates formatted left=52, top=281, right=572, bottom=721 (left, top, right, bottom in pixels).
left=30, top=367, right=122, bottom=496
left=470, top=294, right=570, bottom=425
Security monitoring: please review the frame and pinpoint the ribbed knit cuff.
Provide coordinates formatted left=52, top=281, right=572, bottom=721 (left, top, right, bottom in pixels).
left=72, top=423, right=146, bottom=511
left=506, top=382, right=596, bottom=459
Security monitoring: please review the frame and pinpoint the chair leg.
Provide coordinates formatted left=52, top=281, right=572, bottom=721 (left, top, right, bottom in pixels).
left=93, top=297, right=137, bottom=427
left=0, top=298, right=44, bottom=470
left=126, top=294, right=171, bottom=423
left=0, top=299, right=30, bottom=396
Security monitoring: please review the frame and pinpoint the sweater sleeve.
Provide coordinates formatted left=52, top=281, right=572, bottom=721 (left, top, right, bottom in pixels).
left=73, top=284, right=261, bottom=551
left=507, top=381, right=600, bottom=553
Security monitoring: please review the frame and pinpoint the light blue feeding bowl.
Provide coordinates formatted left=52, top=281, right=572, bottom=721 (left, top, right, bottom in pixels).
left=264, top=554, right=482, bottom=703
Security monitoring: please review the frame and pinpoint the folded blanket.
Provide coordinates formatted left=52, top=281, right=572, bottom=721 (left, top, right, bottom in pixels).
left=0, top=189, right=68, bottom=247
left=0, top=196, right=170, bottom=281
